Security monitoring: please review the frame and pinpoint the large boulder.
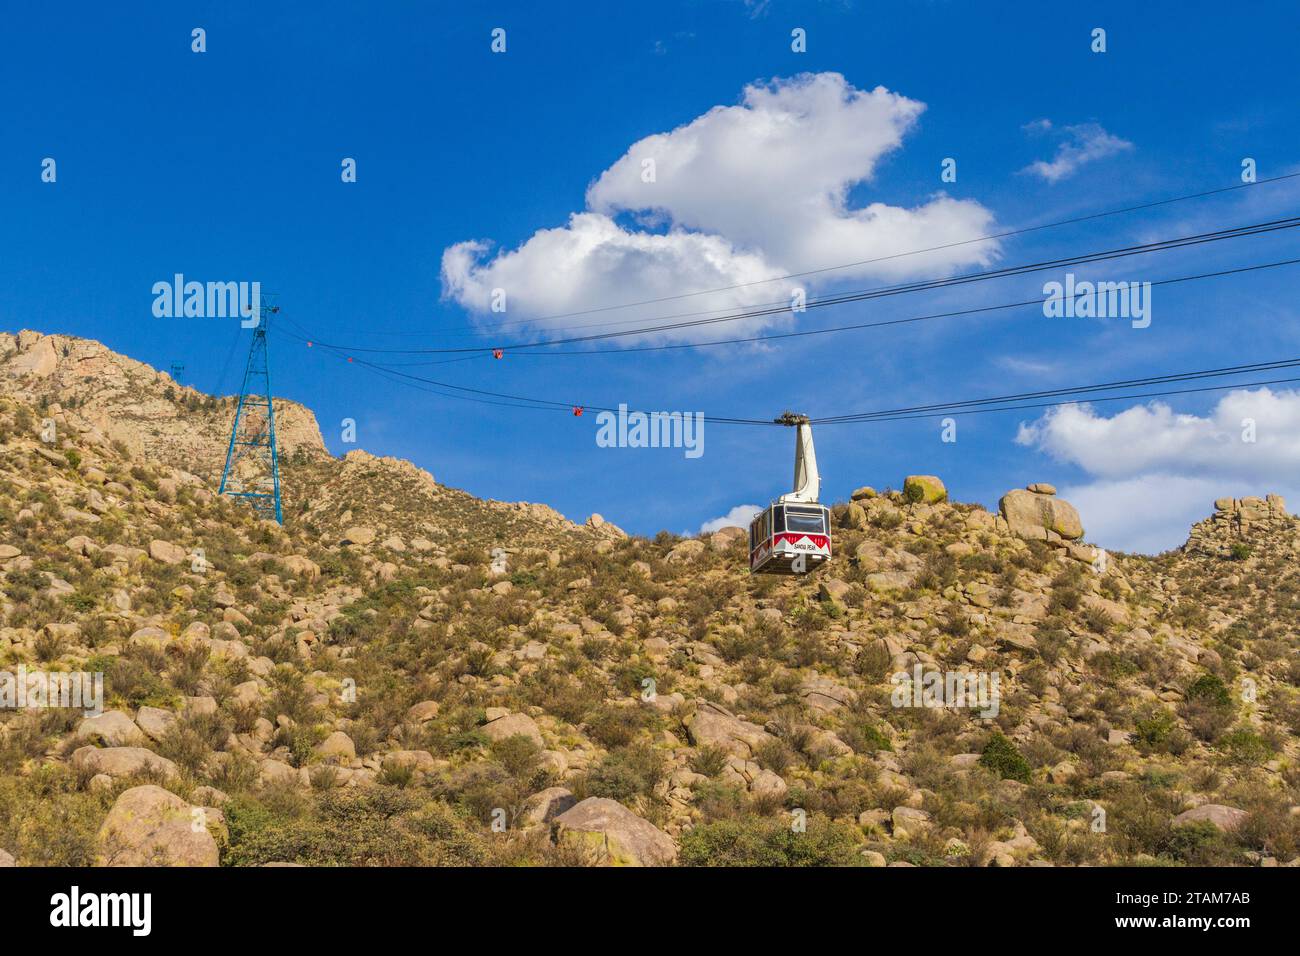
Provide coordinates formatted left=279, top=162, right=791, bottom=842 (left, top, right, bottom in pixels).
left=891, top=806, right=932, bottom=839
left=148, top=539, right=188, bottom=565
left=903, top=475, right=947, bottom=504
left=552, top=798, right=677, bottom=866
left=134, top=706, right=177, bottom=742
left=382, top=750, right=438, bottom=774
left=999, top=486, right=1084, bottom=541
left=521, top=787, right=578, bottom=827
left=405, top=700, right=440, bottom=723
left=281, top=555, right=320, bottom=582
left=684, top=700, right=776, bottom=758
left=798, top=675, right=856, bottom=712
left=709, top=526, right=746, bottom=552
left=74, top=710, right=145, bottom=747
left=341, top=526, right=376, bottom=546
left=72, top=746, right=178, bottom=781
left=481, top=711, right=544, bottom=748
left=1172, top=804, right=1248, bottom=833
left=315, top=731, right=356, bottom=761
left=96, top=785, right=219, bottom=866
left=666, top=539, right=706, bottom=563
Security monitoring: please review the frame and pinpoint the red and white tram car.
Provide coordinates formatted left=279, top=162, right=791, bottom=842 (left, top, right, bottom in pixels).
left=748, top=414, right=832, bottom=575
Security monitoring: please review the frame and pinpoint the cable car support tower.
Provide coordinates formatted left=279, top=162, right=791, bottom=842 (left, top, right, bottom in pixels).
left=219, top=301, right=283, bottom=523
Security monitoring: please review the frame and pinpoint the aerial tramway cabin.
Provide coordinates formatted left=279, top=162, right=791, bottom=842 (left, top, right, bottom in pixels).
left=748, top=414, right=832, bottom=575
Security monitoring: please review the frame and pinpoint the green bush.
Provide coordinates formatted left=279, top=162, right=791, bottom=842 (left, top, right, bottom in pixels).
left=1132, top=707, right=1177, bottom=750
left=1186, top=674, right=1232, bottom=710
left=1217, top=727, right=1274, bottom=765
left=979, top=731, right=1031, bottom=783
left=585, top=742, right=666, bottom=802
left=689, top=744, right=729, bottom=777
left=679, top=816, right=862, bottom=866
left=1168, top=820, right=1243, bottom=866
left=223, top=789, right=488, bottom=866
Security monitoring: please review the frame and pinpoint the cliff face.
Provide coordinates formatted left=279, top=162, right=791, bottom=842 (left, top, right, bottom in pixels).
left=0, top=330, right=326, bottom=483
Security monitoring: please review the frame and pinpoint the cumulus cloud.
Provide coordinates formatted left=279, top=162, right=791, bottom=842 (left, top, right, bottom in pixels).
left=440, top=214, right=784, bottom=343
left=1057, top=474, right=1233, bottom=556
left=1015, top=389, right=1300, bottom=480
left=699, top=504, right=761, bottom=535
left=1015, top=388, right=1300, bottom=552
left=441, top=73, right=999, bottom=343
left=1022, top=121, right=1133, bottom=183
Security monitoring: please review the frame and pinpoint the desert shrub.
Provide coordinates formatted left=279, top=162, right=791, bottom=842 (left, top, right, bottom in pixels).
left=1217, top=727, right=1274, bottom=765
left=157, top=716, right=227, bottom=775
left=1180, top=674, right=1236, bottom=741
left=490, top=734, right=542, bottom=781
left=584, top=742, right=666, bottom=802
left=0, top=769, right=103, bottom=866
left=979, top=732, right=1031, bottom=783
left=841, top=720, right=893, bottom=755
left=223, top=789, right=487, bottom=866
left=1166, top=820, right=1243, bottom=866
left=854, top=641, right=892, bottom=680
left=678, top=816, right=861, bottom=866
left=1185, top=674, right=1232, bottom=709
left=1132, top=706, right=1177, bottom=751
left=106, top=654, right=175, bottom=710
left=754, top=738, right=794, bottom=776
left=584, top=704, right=651, bottom=749
left=689, top=744, right=729, bottom=777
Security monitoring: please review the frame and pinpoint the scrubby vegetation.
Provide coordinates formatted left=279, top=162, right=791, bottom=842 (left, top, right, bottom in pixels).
left=0, top=332, right=1298, bottom=868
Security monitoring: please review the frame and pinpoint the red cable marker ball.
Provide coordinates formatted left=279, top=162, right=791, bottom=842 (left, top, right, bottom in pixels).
left=306, top=341, right=313, bottom=348
left=347, top=356, right=354, bottom=363
left=572, top=406, right=583, bottom=417
left=492, top=348, right=503, bottom=359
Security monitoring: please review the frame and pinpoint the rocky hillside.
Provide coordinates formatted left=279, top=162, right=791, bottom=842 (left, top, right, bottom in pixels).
left=0, top=331, right=617, bottom=549
left=0, top=330, right=325, bottom=480
left=1, top=330, right=1298, bottom=868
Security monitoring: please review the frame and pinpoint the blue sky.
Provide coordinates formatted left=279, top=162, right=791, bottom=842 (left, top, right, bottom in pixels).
left=3, top=1, right=1299, bottom=553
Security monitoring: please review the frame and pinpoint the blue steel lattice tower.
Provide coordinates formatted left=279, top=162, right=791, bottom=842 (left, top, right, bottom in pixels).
left=218, top=303, right=283, bottom=523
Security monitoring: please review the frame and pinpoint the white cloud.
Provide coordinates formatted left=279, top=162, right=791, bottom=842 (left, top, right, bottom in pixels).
left=1022, top=121, right=1133, bottom=183
left=441, top=73, right=999, bottom=343
left=699, top=503, right=761, bottom=535
left=1057, top=474, right=1235, bottom=556
left=1016, top=388, right=1300, bottom=552
left=995, top=355, right=1062, bottom=377
left=1015, top=389, right=1300, bottom=480
left=440, top=214, right=786, bottom=344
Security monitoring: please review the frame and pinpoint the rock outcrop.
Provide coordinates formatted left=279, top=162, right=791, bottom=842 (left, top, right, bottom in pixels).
left=1185, top=494, right=1295, bottom=556
left=0, top=330, right=326, bottom=481
left=999, top=484, right=1084, bottom=541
